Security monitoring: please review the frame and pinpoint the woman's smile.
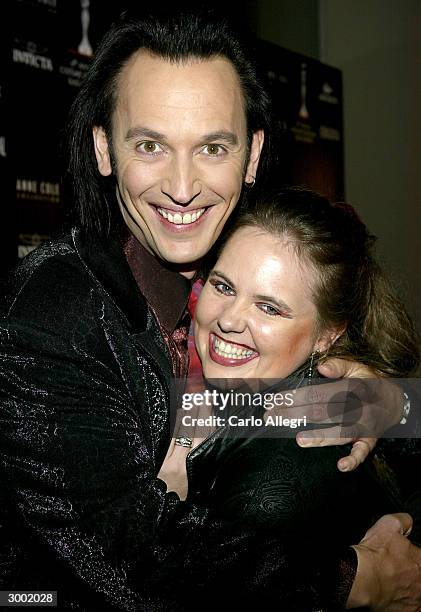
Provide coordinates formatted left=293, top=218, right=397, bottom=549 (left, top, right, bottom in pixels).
left=208, top=332, right=259, bottom=366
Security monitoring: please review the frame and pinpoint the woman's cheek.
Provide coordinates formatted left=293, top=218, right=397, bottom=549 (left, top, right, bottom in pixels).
left=281, top=324, right=317, bottom=358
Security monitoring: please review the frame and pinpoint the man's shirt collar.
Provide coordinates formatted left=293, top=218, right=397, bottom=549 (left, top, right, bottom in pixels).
left=124, top=235, right=191, bottom=334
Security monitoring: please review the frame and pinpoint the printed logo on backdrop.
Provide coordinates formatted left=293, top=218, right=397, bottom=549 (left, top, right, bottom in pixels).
left=13, top=40, right=54, bottom=72
left=16, top=178, right=60, bottom=203
left=0, top=78, right=5, bottom=159
left=292, top=62, right=317, bottom=144
left=15, top=0, right=57, bottom=11
left=18, top=234, right=47, bottom=259
left=78, top=0, right=93, bottom=57
left=59, top=57, right=90, bottom=88
left=318, top=82, right=341, bottom=142
left=266, top=69, right=288, bottom=85
left=319, top=82, right=339, bottom=105
left=58, top=1, right=94, bottom=89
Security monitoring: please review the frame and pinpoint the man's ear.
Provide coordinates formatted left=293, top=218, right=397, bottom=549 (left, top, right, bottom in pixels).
left=93, top=126, right=112, bottom=176
left=314, top=325, right=346, bottom=353
left=245, top=129, right=264, bottom=183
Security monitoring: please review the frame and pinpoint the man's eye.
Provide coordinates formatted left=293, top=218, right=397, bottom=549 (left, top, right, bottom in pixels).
left=137, top=141, right=163, bottom=155
left=202, top=144, right=226, bottom=156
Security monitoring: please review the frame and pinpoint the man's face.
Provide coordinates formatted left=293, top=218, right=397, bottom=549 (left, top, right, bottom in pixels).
left=93, top=51, right=263, bottom=272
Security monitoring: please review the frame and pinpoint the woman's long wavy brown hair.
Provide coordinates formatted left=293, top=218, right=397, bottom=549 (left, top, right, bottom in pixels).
left=222, top=186, right=420, bottom=377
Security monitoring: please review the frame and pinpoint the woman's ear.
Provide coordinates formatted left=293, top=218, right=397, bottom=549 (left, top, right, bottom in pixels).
left=93, top=126, right=112, bottom=176
left=314, top=325, right=346, bottom=353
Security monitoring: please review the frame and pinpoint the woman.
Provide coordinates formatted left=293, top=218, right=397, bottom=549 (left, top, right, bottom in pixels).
left=156, top=186, right=420, bottom=608
left=194, top=186, right=419, bottom=381
left=165, top=187, right=419, bottom=550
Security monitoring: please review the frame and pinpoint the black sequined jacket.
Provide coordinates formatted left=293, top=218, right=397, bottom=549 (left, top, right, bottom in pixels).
left=0, top=229, right=363, bottom=611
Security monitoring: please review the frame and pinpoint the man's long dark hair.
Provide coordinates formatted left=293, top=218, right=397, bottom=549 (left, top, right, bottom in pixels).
left=63, top=8, right=272, bottom=238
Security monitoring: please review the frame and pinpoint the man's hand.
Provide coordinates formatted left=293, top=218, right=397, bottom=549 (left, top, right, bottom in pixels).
left=158, top=402, right=214, bottom=500
left=266, top=358, right=405, bottom=471
left=157, top=436, right=192, bottom=501
left=310, top=358, right=403, bottom=470
left=347, top=513, right=421, bottom=610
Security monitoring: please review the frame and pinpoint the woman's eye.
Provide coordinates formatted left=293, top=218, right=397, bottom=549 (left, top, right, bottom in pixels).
left=209, top=279, right=234, bottom=296
left=137, top=141, right=163, bottom=155
left=258, top=303, right=280, bottom=316
left=202, top=144, right=226, bottom=156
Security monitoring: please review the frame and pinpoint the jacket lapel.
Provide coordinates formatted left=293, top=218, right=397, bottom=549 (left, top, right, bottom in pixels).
left=132, top=312, right=173, bottom=386
left=72, top=228, right=172, bottom=397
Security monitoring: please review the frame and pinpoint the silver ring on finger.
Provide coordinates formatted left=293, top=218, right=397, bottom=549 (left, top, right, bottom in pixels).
left=175, top=436, right=193, bottom=448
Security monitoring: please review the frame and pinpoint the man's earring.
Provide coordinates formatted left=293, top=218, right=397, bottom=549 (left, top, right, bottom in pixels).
left=245, top=176, right=256, bottom=188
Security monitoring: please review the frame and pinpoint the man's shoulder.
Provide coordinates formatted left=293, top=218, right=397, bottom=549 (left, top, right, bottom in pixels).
left=1, top=230, right=150, bottom=342
left=1, top=234, right=97, bottom=320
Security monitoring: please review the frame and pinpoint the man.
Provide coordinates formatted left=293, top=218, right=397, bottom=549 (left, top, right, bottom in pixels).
left=0, top=8, right=419, bottom=610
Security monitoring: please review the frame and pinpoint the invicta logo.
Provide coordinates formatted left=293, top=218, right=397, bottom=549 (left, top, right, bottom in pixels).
left=13, top=49, right=53, bottom=72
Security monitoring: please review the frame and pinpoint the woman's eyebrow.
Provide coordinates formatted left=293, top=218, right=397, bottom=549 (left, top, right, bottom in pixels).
left=210, top=271, right=294, bottom=316
left=254, top=293, right=293, bottom=316
left=209, top=270, right=235, bottom=287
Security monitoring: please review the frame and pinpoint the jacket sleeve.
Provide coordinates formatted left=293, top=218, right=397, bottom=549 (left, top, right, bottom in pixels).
left=0, top=318, right=356, bottom=611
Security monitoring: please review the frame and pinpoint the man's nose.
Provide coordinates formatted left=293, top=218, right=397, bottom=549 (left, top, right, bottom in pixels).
left=161, top=156, right=201, bottom=205
left=217, top=300, right=248, bottom=335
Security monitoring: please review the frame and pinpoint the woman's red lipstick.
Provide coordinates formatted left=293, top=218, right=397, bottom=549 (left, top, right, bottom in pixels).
left=208, top=333, right=258, bottom=367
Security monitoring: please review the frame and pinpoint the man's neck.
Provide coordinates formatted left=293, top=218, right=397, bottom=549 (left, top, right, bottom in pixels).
left=179, top=269, right=198, bottom=280
left=166, top=258, right=205, bottom=280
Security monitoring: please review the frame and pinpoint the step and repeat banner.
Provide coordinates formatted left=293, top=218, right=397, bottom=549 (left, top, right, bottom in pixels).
left=3, top=1, right=343, bottom=275
left=1, top=3, right=14, bottom=274
left=6, top=0, right=118, bottom=275
left=257, top=39, right=344, bottom=202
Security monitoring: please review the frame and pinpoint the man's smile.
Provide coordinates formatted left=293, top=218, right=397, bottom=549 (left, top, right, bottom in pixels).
left=156, top=206, right=206, bottom=225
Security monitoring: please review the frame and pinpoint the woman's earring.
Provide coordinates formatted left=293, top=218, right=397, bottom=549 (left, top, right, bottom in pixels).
left=244, top=176, right=256, bottom=188
left=307, top=351, right=317, bottom=381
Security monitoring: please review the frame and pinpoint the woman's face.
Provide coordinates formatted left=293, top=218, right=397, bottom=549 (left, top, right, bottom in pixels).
left=195, top=226, right=332, bottom=380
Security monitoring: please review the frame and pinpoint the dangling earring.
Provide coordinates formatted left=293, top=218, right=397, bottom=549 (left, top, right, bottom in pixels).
left=244, top=176, right=256, bottom=189
left=307, top=351, right=317, bottom=381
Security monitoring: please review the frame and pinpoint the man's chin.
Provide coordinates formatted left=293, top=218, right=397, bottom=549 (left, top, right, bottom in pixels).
left=164, top=254, right=207, bottom=279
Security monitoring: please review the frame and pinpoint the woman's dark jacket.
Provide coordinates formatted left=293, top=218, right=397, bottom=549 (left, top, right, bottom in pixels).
left=188, top=387, right=400, bottom=545
left=0, top=229, right=378, bottom=611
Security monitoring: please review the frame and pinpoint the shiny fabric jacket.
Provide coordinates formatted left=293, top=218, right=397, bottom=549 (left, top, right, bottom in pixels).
left=0, top=230, right=358, bottom=611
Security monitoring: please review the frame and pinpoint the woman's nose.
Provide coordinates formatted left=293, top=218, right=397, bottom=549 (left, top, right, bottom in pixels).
left=217, top=300, right=248, bottom=335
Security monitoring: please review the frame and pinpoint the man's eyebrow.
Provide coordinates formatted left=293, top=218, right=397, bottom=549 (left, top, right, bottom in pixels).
left=125, top=127, right=167, bottom=142
left=202, top=131, right=239, bottom=146
left=125, top=128, right=239, bottom=146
